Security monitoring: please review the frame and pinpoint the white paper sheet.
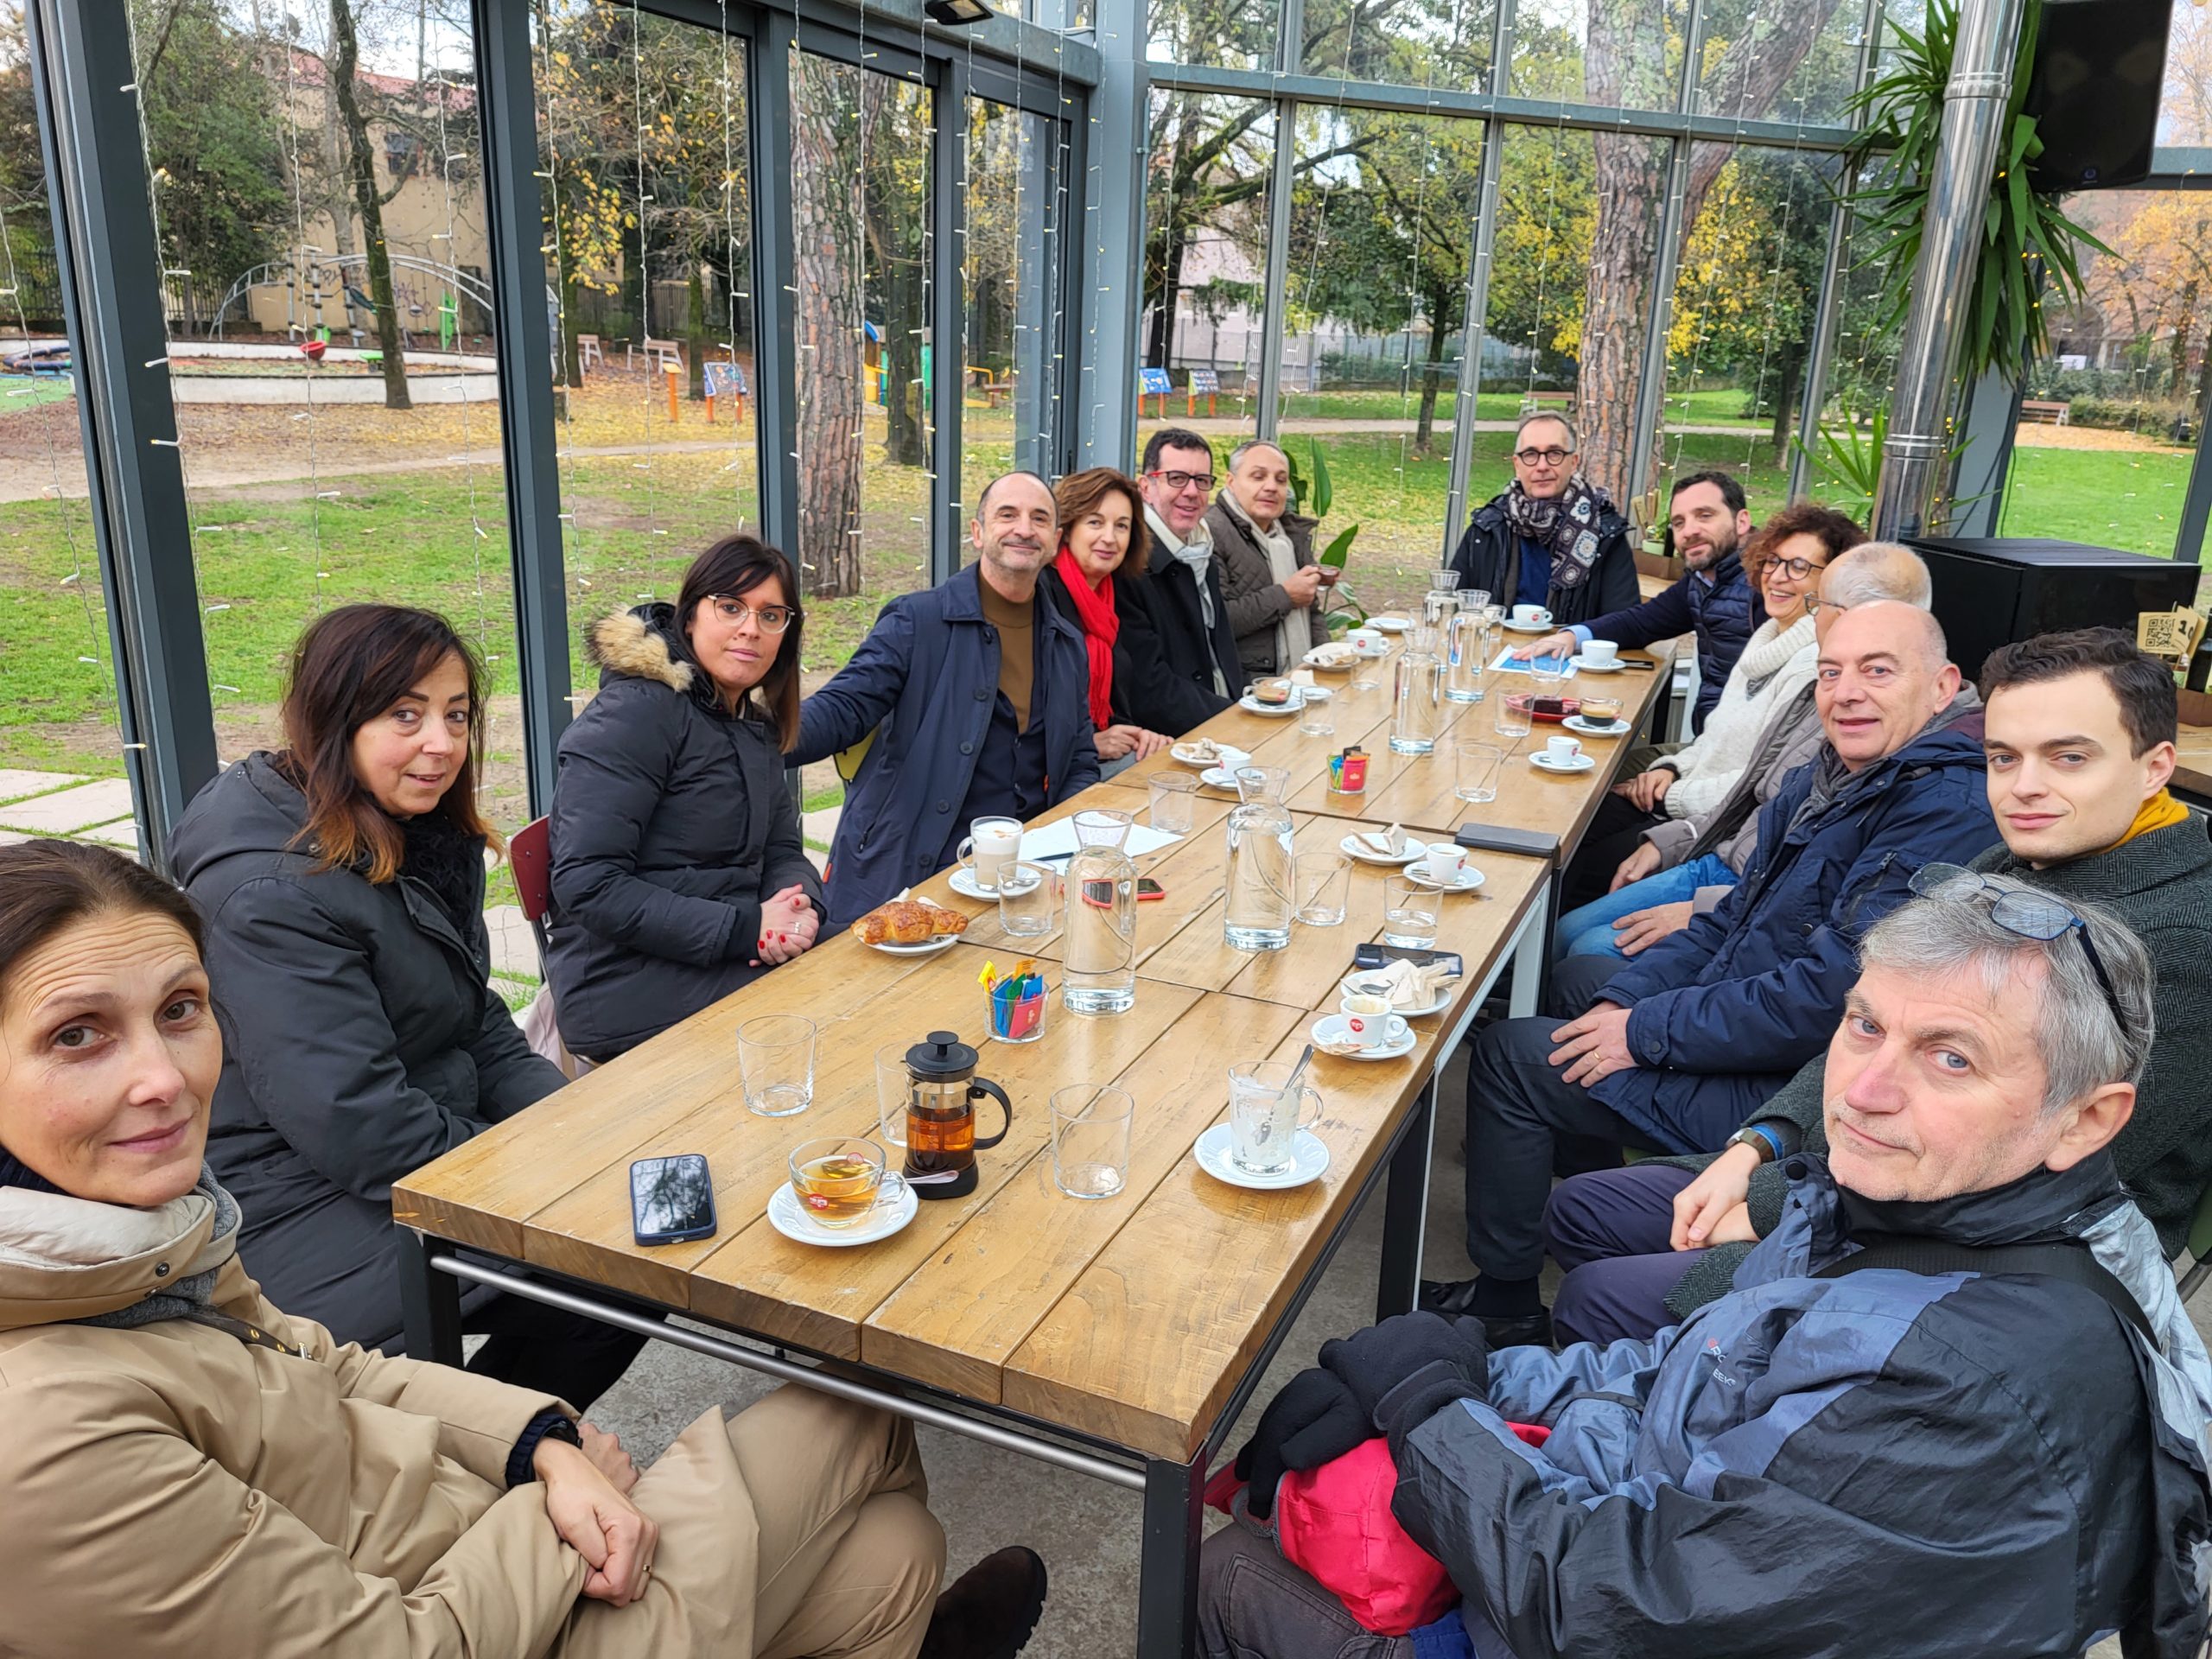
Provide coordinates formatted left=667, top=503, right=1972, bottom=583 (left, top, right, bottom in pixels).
left=1019, top=818, right=1181, bottom=863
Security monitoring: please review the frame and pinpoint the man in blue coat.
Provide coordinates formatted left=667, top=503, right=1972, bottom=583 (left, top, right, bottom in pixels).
left=796, top=472, right=1102, bottom=927
left=1510, top=468, right=1757, bottom=734
left=1424, top=602, right=1994, bottom=1340
left=1204, top=880, right=2212, bottom=1659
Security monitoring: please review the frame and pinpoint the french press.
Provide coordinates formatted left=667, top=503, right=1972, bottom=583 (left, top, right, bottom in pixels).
left=901, top=1031, right=1013, bottom=1200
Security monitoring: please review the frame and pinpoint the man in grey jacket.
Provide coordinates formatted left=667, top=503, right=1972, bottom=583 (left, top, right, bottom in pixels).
left=1554, top=542, right=1936, bottom=960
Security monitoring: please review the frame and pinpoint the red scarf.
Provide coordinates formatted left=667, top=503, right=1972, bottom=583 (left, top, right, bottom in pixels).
left=1054, top=546, right=1119, bottom=729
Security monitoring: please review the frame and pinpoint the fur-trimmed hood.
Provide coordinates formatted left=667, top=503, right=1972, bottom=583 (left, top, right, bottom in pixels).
left=586, top=602, right=695, bottom=694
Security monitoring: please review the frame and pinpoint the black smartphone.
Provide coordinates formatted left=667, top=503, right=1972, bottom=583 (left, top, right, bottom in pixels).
left=1354, top=943, right=1465, bottom=975
left=1083, top=877, right=1166, bottom=906
left=630, top=1154, right=718, bottom=1246
left=1454, top=823, right=1560, bottom=861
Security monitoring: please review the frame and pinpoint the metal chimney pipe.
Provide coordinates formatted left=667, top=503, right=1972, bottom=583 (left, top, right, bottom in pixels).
left=1871, top=0, right=2028, bottom=539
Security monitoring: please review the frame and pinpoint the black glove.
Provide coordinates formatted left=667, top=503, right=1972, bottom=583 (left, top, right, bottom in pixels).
left=1318, top=1312, right=1491, bottom=1427
left=1232, top=1367, right=1369, bottom=1522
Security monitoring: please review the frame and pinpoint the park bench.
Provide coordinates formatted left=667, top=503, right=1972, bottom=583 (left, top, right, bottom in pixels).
left=1522, top=391, right=1572, bottom=412
left=2020, top=398, right=2071, bottom=425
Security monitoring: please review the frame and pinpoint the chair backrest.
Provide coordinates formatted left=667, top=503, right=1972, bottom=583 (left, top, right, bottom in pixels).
left=511, top=816, right=554, bottom=925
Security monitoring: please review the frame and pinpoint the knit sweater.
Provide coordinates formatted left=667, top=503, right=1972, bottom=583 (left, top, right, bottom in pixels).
left=1662, top=815, right=2212, bottom=1319
left=1653, top=614, right=1817, bottom=823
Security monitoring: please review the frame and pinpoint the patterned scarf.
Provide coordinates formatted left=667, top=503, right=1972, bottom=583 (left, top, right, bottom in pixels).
left=1498, top=473, right=1615, bottom=592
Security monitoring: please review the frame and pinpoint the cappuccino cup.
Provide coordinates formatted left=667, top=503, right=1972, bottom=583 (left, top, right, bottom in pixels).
left=1582, top=639, right=1619, bottom=665
left=1544, top=735, right=1583, bottom=766
left=956, top=817, right=1023, bottom=891
left=1511, top=603, right=1552, bottom=626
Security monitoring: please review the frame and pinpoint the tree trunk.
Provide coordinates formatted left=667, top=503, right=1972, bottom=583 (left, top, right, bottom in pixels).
left=2172, top=277, right=2197, bottom=397
left=686, top=260, right=708, bottom=400
left=1415, top=309, right=1449, bottom=455
left=881, top=253, right=925, bottom=467
left=328, top=0, right=410, bottom=410
left=1769, top=341, right=1803, bottom=460
left=791, top=58, right=864, bottom=599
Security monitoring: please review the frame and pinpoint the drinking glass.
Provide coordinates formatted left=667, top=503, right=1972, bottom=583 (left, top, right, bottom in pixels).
left=1072, top=808, right=1135, bottom=849
left=1455, top=739, right=1506, bottom=804
left=1233, top=765, right=1291, bottom=805
left=739, top=1014, right=816, bottom=1116
left=1529, top=660, right=1568, bottom=701
left=998, top=861, right=1058, bottom=938
left=787, top=1136, right=905, bottom=1230
left=1294, top=853, right=1351, bottom=925
left=1382, top=874, right=1440, bottom=949
left=1493, top=693, right=1533, bottom=739
left=1298, top=691, right=1335, bottom=737
left=1148, top=772, right=1198, bottom=835
left=1227, top=1059, right=1324, bottom=1176
left=1050, top=1084, right=1135, bottom=1198
left=983, top=968, right=1050, bottom=1044
left=874, top=1041, right=911, bottom=1147
left=1428, top=569, right=1461, bottom=593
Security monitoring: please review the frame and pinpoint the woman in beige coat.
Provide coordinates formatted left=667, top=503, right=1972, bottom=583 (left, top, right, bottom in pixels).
left=0, top=840, right=1045, bottom=1659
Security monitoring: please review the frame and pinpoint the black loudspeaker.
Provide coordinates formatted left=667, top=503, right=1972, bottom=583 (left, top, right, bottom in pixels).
left=1904, top=536, right=2198, bottom=683
left=2024, top=0, right=2171, bottom=192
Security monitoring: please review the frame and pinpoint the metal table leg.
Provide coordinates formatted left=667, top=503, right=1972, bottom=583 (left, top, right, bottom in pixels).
left=1139, top=1455, right=1207, bottom=1657
left=1510, top=877, right=1550, bottom=1019
left=396, top=1229, right=464, bottom=1365
left=1376, top=1077, right=1436, bottom=1321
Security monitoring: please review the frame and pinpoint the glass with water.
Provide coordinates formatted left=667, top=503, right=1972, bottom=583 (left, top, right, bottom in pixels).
left=1390, top=626, right=1444, bottom=755
left=1445, top=604, right=1491, bottom=704
left=1224, top=799, right=1297, bottom=951
left=1227, top=1059, right=1324, bottom=1176
left=1062, top=841, right=1138, bottom=1014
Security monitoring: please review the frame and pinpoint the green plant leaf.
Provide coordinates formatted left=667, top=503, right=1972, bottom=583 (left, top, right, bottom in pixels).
left=1310, top=441, right=1334, bottom=520
left=1321, top=523, right=1360, bottom=566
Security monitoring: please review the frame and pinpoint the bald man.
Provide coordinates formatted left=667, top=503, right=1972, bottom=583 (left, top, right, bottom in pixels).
left=797, top=471, right=1101, bottom=925
left=1425, top=600, right=1998, bottom=1342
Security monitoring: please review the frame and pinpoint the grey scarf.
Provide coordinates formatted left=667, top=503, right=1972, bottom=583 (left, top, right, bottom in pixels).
left=78, top=1168, right=245, bottom=1332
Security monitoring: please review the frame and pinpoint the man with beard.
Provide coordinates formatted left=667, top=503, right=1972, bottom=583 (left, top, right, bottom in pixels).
left=1511, top=470, right=1755, bottom=734
left=797, top=471, right=1101, bottom=925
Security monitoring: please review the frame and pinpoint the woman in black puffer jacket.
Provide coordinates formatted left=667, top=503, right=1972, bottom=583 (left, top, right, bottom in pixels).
left=547, top=534, right=824, bottom=1064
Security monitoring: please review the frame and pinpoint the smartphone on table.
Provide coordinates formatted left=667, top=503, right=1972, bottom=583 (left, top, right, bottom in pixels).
left=1082, top=878, right=1166, bottom=906
left=630, top=1153, right=718, bottom=1245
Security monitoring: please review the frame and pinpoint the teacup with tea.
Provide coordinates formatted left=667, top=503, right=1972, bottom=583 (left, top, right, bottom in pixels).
left=787, top=1136, right=906, bottom=1230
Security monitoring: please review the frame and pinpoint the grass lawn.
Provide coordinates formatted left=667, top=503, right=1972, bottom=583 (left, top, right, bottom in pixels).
left=1998, top=445, right=2202, bottom=561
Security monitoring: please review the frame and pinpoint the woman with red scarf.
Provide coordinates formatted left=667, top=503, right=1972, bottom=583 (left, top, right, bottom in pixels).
left=1039, top=467, right=1222, bottom=770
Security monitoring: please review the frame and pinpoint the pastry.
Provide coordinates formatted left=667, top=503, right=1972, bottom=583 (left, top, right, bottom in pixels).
left=851, top=900, right=970, bottom=946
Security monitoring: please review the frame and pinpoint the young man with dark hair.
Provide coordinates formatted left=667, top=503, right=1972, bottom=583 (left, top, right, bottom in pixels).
left=1135, top=427, right=1243, bottom=704
left=1512, top=469, right=1755, bottom=731
left=1544, top=626, right=2212, bottom=1347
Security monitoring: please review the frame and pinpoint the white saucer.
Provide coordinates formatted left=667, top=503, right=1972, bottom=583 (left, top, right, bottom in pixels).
left=1193, top=1122, right=1331, bottom=1191
left=866, top=933, right=963, bottom=956
left=1570, top=655, right=1626, bottom=674
left=1530, top=751, right=1598, bottom=774
left=1340, top=970, right=1451, bottom=1018
left=1351, top=642, right=1391, bottom=658
left=949, top=868, right=1037, bottom=901
left=1500, top=618, right=1555, bottom=634
left=1238, top=693, right=1303, bottom=716
left=1561, top=715, right=1630, bottom=738
left=1201, top=765, right=1247, bottom=790
left=1173, top=742, right=1249, bottom=770
left=1311, top=1012, right=1418, bottom=1061
left=1301, top=648, right=1361, bottom=671
left=1368, top=616, right=1410, bottom=632
left=1293, top=683, right=1334, bottom=702
left=1341, top=833, right=1428, bottom=866
left=766, top=1180, right=918, bottom=1247
left=1403, top=863, right=1487, bottom=893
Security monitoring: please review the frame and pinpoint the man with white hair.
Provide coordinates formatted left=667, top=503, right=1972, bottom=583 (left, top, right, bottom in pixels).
left=1204, top=879, right=2212, bottom=1659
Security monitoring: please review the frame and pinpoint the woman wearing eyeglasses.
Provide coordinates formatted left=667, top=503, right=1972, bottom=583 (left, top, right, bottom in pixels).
left=546, top=536, right=824, bottom=1065
left=1446, top=411, right=1640, bottom=626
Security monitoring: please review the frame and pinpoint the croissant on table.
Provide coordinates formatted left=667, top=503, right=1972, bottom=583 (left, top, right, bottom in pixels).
left=851, top=899, right=970, bottom=947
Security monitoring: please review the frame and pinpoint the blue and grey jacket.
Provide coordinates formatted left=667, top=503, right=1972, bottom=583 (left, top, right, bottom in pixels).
left=1393, top=1154, right=2212, bottom=1659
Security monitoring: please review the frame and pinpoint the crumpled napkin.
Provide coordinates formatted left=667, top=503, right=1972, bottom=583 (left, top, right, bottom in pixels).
left=1343, top=957, right=1459, bottom=1009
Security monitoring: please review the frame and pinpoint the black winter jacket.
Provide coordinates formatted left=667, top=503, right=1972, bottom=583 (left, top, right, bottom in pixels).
left=1136, top=522, right=1245, bottom=707
left=169, top=753, right=564, bottom=1350
left=545, top=606, right=825, bottom=1062
left=1446, top=493, right=1641, bottom=627
left=1038, top=563, right=1230, bottom=738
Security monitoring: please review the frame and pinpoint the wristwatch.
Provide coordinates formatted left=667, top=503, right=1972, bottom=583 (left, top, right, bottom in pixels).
left=1726, top=1123, right=1784, bottom=1163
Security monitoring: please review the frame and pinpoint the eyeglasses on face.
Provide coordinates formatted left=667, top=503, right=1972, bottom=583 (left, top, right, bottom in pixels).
left=1513, top=447, right=1573, bottom=467
left=1905, top=862, right=2126, bottom=1033
left=708, top=594, right=797, bottom=632
left=1760, top=555, right=1827, bottom=582
left=1147, top=468, right=1216, bottom=493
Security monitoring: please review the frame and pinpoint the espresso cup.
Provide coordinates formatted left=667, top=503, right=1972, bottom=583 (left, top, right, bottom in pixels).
left=1346, top=627, right=1384, bottom=652
left=1421, top=843, right=1469, bottom=885
left=1545, top=735, right=1583, bottom=766
left=956, top=816, right=1023, bottom=891
left=1582, top=639, right=1619, bottom=664
left=1580, top=695, right=1624, bottom=726
left=1511, top=604, right=1552, bottom=626
left=1344, top=1011, right=1412, bottom=1052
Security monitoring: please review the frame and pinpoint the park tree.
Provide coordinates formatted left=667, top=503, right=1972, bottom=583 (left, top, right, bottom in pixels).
left=324, top=0, right=412, bottom=408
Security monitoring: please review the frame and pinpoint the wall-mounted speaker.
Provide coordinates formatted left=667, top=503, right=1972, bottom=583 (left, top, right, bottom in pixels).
left=2023, top=0, right=2172, bottom=192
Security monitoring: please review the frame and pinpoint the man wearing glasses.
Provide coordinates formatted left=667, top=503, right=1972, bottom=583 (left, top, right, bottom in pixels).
left=1423, top=602, right=1996, bottom=1342
left=1446, top=411, right=1638, bottom=629
left=1545, top=626, right=2212, bottom=1348
left=1134, top=427, right=1243, bottom=707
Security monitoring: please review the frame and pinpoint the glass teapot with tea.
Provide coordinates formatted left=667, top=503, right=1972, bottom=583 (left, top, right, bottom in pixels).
left=900, top=1031, right=1012, bottom=1199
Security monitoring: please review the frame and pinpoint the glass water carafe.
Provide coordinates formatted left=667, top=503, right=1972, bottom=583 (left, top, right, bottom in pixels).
left=1391, top=626, right=1444, bottom=754
left=1445, top=605, right=1491, bottom=704
left=1224, top=800, right=1297, bottom=951
left=1062, top=842, right=1137, bottom=1014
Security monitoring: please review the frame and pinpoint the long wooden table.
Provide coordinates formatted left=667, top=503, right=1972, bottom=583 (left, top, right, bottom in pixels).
left=391, top=628, right=1675, bottom=1656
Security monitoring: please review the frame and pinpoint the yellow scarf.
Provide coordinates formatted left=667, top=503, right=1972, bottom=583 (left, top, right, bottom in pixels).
left=2111, top=788, right=2190, bottom=849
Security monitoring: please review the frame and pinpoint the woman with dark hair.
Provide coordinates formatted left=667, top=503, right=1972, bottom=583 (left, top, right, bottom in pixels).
left=1038, top=467, right=1229, bottom=748
left=546, top=535, right=823, bottom=1062
left=169, top=604, right=645, bottom=1405
left=0, top=840, right=1049, bottom=1659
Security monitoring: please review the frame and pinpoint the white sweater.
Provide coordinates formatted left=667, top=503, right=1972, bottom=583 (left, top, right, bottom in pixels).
left=1658, top=613, right=1819, bottom=821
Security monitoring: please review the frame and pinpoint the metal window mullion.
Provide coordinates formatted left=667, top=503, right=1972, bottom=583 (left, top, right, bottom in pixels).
left=751, top=12, right=802, bottom=561
left=26, top=0, right=219, bottom=868
left=1254, top=94, right=1297, bottom=436
left=933, top=54, right=969, bottom=582
left=1624, top=0, right=1707, bottom=507
left=472, top=0, right=574, bottom=814
left=1440, top=0, right=1516, bottom=548
left=2173, top=362, right=2212, bottom=565
left=1053, top=90, right=1088, bottom=477
left=1077, top=0, right=1147, bottom=467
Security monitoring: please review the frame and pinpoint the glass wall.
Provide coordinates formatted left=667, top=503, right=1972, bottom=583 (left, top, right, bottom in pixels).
left=962, top=97, right=1057, bottom=515
left=1300, top=0, right=1497, bottom=86
left=1509, top=0, right=1687, bottom=107
left=0, top=0, right=129, bottom=832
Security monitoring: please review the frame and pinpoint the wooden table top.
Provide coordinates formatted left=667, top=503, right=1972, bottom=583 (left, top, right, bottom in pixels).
left=393, top=633, right=1668, bottom=1464
left=2176, top=721, right=2212, bottom=803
